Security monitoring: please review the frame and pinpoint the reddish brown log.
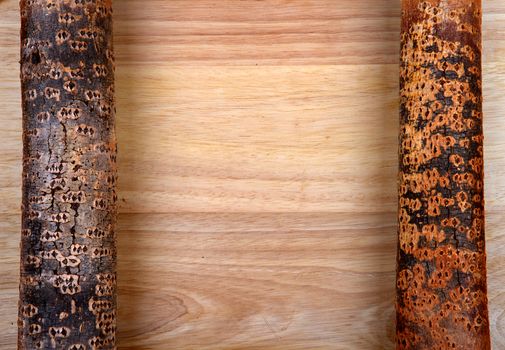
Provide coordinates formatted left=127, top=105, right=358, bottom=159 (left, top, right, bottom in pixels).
left=18, top=1, right=117, bottom=349
left=396, top=1, right=490, bottom=349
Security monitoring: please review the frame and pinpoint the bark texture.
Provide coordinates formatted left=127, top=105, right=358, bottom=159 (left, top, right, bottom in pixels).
left=19, top=1, right=117, bottom=349
left=396, top=1, right=489, bottom=349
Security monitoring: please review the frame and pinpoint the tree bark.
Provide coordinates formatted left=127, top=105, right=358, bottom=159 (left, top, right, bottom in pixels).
left=18, top=1, right=117, bottom=349
left=396, top=1, right=490, bottom=349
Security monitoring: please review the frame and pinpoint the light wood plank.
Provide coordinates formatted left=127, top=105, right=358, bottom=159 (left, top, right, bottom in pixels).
left=1, top=0, right=505, bottom=349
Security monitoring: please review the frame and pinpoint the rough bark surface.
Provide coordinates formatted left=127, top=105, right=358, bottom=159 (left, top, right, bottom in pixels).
left=396, top=1, right=490, bottom=349
left=18, top=0, right=117, bottom=349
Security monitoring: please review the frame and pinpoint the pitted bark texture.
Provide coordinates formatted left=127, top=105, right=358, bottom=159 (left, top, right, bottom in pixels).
left=19, top=1, right=117, bottom=349
left=396, top=1, right=489, bottom=349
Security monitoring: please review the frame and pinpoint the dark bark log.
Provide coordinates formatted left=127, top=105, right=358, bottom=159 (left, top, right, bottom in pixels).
left=18, top=1, right=117, bottom=349
left=396, top=1, right=490, bottom=349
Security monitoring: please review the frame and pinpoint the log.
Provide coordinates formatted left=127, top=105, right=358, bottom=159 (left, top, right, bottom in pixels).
left=18, top=1, right=117, bottom=349
left=396, top=1, right=490, bottom=349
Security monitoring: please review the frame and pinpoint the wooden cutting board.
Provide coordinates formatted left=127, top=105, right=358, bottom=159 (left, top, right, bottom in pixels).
left=1, top=1, right=505, bottom=348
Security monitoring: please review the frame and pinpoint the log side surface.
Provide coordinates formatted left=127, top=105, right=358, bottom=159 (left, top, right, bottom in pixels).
left=397, top=0, right=489, bottom=349
left=19, top=0, right=117, bottom=349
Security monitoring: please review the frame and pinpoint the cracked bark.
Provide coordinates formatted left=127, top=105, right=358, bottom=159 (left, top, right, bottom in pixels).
left=19, top=1, right=117, bottom=349
left=396, top=1, right=490, bottom=349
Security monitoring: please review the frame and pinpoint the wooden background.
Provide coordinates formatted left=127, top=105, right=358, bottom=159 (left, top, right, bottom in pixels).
left=2, top=0, right=505, bottom=349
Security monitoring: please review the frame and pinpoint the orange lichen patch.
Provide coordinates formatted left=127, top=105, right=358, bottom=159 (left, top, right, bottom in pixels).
left=397, top=269, right=414, bottom=290
left=430, top=133, right=456, bottom=152
left=449, top=154, right=464, bottom=167
left=468, top=157, right=483, bottom=174
left=401, top=130, right=459, bottom=169
left=450, top=286, right=483, bottom=311
left=466, top=118, right=476, bottom=130
left=455, top=191, right=471, bottom=212
left=399, top=224, right=420, bottom=255
left=400, top=168, right=450, bottom=195
left=473, top=207, right=483, bottom=218
left=426, top=193, right=455, bottom=216
left=410, top=290, right=440, bottom=313
left=399, top=208, right=412, bottom=225
left=411, top=263, right=427, bottom=285
left=468, top=66, right=479, bottom=75
left=459, top=138, right=470, bottom=148
left=414, top=247, right=436, bottom=261
left=422, top=224, right=445, bottom=243
left=459, top=201, right=472, bottom=213
left=457, top=22, right=476, bottom=34
left=426, top=200, right=440, bottom=217
left=452, top=172, right=476, bottom=186
left=471, top=216, right=484, bottom=233
left=472, top=134, right=484, bottom=144
left=461, top=45, right=476, bottom=61
left=400, top=197, right=423, bottom=212
left=441, top=217, right=460, bottom=228
left=436, top=60, right=465, bottom=78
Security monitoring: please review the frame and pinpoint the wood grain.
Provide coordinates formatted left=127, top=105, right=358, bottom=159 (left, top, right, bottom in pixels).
left=0, top=0, right=505, bottom=349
